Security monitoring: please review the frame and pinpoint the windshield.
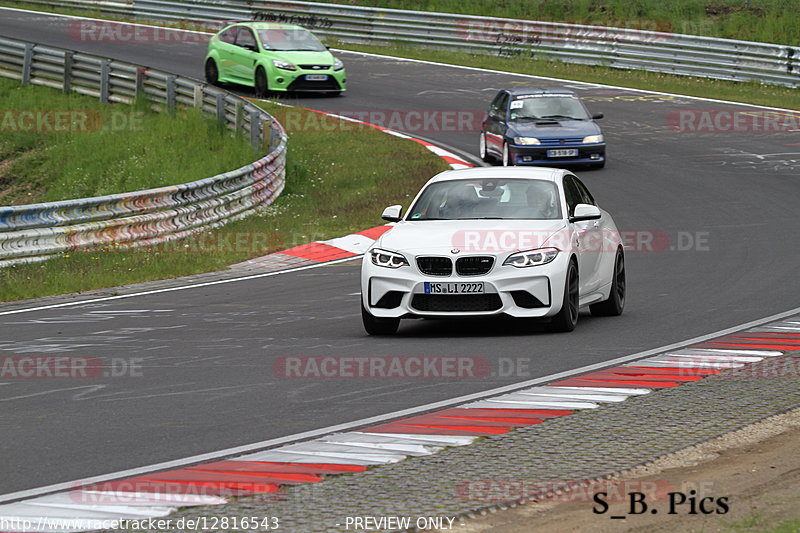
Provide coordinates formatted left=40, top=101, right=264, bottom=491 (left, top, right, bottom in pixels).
left=257, top=28, right=327, bottom=51
left=407, top=179, right=562, bottom=221
left=509, top=96, right=590, bottom=121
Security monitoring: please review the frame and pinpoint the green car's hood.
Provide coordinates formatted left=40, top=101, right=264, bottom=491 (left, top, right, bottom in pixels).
left=271, top=50, right=336, bottom=65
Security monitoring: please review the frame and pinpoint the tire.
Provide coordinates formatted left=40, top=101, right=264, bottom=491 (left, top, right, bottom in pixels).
left=205, top=58, right=219, bottom=86
left=590, top=249, right=625, bottom=317
left=479, top=132, right=494, bottom=163
left=254, top=67, right=269, bottom=98
left=547, top=259, right=579, bottom=332
left=361, top=300, right=400, bottom=335
left=502, top=142, right=513, bottom=166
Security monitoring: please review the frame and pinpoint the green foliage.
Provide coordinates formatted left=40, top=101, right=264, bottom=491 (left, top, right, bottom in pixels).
left=0, top=78, right=255, bottom=205
left=0, top=99, right=449, bottom=302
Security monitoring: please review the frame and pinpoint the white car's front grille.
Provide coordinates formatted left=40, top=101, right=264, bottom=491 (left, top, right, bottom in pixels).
left=416, top=256, right=452, bottom=276
left=455, top=256, right=494, bottom=276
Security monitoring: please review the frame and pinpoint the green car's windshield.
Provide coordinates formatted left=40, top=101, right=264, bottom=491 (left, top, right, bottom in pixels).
left=257, top=28, right=327, bottom=51
left=407, top=179, right=562, bottom=221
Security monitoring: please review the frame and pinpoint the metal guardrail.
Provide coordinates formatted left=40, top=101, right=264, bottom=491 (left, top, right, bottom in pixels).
left=5, top=0, right=800, bottom=87
left=0, top=35, right=287, bottom=266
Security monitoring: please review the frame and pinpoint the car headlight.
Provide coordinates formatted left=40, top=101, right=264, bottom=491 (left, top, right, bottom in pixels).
left=503, top=247, right=559, bottom=268
left=272, top=59, right=297, bottom=71
left=371, top=248, right=409, bottom=269
left=514, top=137, right=540, bottom=145
left=582, top=134, right=604, bottom=144
left=333, top=59, right=344, bottom=71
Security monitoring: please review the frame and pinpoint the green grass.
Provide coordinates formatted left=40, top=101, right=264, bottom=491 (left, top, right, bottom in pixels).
left=3, top=0, right=800, bottom=45
left=2, top=0, right=796, bottom=110
left=335, top=40, right=800, bottom=110
left=0, top=101, right=449, bottom=302
left=1, top=3, right=796, bottom=302
left=308, top=0, right=800, bottom=45
left=0, top=77, right=255, bottom=205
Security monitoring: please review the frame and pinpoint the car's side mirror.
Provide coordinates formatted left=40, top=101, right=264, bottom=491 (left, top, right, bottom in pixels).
left=570, top=203, right=602, bottom=223
left=241, top=43, right=258, bottom=52
left=381, top=205, right=403, bottom=222
left=325, top=45, right=331, bottom=50
left=591, top=112, right=604, bottom=120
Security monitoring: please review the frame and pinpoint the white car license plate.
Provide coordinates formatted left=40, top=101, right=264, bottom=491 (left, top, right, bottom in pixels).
left=305, top=74, right=329, bottom=81
left=547, top=148, right=578, bottom=157
left=424, top=282, right=484, bottom=294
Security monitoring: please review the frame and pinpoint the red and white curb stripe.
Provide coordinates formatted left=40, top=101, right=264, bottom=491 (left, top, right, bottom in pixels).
left=237, top=106, right=473, bottom=269
left=238, top=225, right=393, bottom=268
left=1, top=320, right=798, bottom=531
left=304, top=108, right=474, bottom=170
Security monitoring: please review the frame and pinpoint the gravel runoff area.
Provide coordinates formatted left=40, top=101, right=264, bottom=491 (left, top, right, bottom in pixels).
left=141, top=343, right=800, bottom=533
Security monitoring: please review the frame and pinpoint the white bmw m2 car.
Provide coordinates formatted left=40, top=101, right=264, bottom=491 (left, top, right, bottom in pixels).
left=360, top=167, right=625, bottom=335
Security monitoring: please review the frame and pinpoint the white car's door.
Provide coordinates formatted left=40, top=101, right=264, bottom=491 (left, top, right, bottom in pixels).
left=563, top=175, right=603, bottom=295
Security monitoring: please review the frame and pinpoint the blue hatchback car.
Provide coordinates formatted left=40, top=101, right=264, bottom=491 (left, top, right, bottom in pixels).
left=480, top=88, right=606, bottom=168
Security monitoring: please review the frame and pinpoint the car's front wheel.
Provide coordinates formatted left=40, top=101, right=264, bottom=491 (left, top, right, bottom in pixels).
left=547, top=260, right=579, bottom=332
left=254, top=67, right=269, bottom=98
left=479, top=132, right=494, bottom=163
left=502, top=142, right=513, bottom=166
left=590, top=248, right=625, bottom=316
left=361, top=300, right=400, bottom=335
left=205, top=58, right=219, bottom=86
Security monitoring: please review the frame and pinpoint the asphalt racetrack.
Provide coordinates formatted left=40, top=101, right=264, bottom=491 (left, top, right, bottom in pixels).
left=1, top=9, right=799, bottom=496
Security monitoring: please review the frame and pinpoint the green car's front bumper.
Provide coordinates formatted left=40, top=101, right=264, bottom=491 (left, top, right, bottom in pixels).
left=269, top=67, right=346, bottom=93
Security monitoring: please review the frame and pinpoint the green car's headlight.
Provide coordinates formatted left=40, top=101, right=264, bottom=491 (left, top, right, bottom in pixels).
left=333, top=59, right=344, bottom=71
left=582, top=134, right=604, bottom=144
left=272, top=59, right=297, bottom=71
left=514, top=137, right=540, bottom=145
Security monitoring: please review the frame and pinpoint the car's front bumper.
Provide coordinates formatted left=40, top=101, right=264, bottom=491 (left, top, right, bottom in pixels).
left=508, top=142, right=605, bottom=165
left=361, top=254, right=569, bottom=319
left=270, top=69, right=346, bottom=92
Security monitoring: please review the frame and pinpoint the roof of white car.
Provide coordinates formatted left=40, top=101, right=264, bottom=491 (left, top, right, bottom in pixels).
left=427, top=166, right=565, bottom=184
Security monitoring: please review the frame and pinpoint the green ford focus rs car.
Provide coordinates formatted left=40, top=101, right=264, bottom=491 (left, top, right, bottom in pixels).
left=204, top=22, right=346, bottom=96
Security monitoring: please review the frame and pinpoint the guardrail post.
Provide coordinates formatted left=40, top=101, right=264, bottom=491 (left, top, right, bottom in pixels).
left=99, top=60, right=110, bottom=103
left=263, top=118, right=273, bottom=151
left=235, top=100, right=244, bottom=133
left=215, top=93, right=226, bottom=127
left=63, top=51, right=73, bottom=93
left=250, top=111, right=261, bottom=150
left=21, top=44, right=33, bottom=84
left=166, top=75, right=176, bottom=114
left=135, top=67, right=145, bottom=97
left=193, top=84, right=203, bottom=108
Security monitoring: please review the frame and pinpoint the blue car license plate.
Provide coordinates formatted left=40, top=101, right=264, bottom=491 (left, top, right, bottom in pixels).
left=547, top=148, right=578, bottom=157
